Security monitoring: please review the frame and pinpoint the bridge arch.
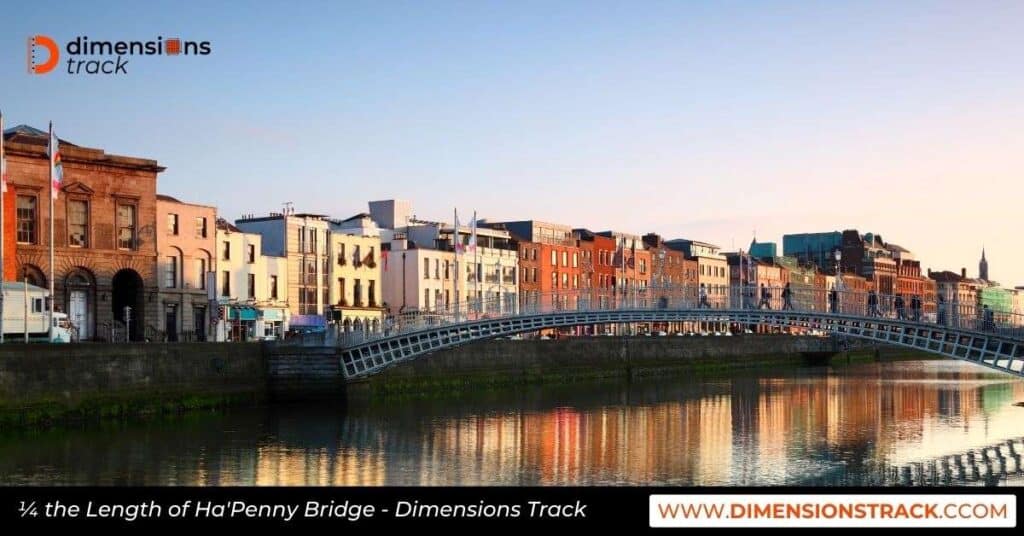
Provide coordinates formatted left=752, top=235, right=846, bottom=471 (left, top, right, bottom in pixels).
left=338, top=309, right=1024, bottom=380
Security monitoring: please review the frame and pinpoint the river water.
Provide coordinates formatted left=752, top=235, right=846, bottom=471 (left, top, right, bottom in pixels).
left=1, top=360, right=1022, bottom=486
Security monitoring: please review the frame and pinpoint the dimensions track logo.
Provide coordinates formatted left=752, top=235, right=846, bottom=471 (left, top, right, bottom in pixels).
left=28, top=35, right=212, bottom=75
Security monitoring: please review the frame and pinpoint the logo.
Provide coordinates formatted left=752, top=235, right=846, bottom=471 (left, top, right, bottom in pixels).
left=26, top=35, right=212, bottom=75
left=27, top=35, right=60, bottom=74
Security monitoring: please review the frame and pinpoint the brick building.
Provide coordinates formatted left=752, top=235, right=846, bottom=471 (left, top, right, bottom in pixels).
left=574, top=229, right=616, bottom=309
left=156, top=195, right=216, bottom=341
left=4, top=125, right=162, bottom=341
left=493, top=220, right=583, bottom=312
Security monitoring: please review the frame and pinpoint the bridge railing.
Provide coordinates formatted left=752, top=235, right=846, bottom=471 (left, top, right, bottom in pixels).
left=336, top=284, right=1024, bottom=347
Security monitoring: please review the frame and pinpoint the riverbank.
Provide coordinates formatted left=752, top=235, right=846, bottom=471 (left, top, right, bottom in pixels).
left=0, top=336, right=937, bottom=428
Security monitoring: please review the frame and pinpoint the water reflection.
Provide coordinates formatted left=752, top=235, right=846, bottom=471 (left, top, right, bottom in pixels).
left=1, top=361, right=1022, bottom=486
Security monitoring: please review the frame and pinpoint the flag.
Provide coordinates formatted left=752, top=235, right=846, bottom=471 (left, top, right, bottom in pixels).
left=468, top=211, right=477, bottom=254
left=381, top=248, right=389, bottom=272
left=49, top=126, right=63, bottom=197
left=454, top=209, right=464, bottom=254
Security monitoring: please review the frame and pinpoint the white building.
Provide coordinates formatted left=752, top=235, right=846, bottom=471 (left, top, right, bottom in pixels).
left=371, top=200, right=519, bottom=317
left=214, top=219, right=289, bottom=341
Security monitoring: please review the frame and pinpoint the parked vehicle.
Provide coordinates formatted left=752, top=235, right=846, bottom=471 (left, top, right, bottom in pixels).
left=1, top=282, right=73, bottom=342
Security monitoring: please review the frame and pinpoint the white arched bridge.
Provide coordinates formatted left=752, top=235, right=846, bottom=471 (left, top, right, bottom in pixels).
left=322, top=285, right=1024, bottom=380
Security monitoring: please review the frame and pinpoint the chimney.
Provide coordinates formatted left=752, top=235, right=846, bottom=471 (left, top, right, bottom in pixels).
left=927, top=268, right=932, bottom=277
left=961, top=267, right=966, bottom=278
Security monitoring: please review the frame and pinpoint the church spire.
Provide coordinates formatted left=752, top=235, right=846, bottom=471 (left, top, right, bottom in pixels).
left=979, top=247, right=989, bottom=281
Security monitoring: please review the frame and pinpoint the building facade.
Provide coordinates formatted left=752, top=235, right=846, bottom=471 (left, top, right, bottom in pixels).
left=155, top=195, right=215, bottom=341
left=4, top=125, right=162, bottom=341
left=214, top=219, right=289, bottom=341
left=328, top=215, right=385, bottom=332
left=380, top=235, right=455, bottom=315
left=495, top=220, right=582, bottom=311
left=574, top=229, right=617, bottom=309
left=235, top=212, right=331, bottom=331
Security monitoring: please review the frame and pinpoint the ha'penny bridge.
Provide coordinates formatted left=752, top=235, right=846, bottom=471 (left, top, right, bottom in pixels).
left=307, top=285, right=1024, bottom=380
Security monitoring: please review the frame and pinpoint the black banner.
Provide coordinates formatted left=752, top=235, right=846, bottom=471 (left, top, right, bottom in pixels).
left=2, top=486, right=1022, bottom=530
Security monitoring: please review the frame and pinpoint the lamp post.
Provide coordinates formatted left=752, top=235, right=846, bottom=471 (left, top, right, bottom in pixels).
left=833, top=249, right=842, bottom=313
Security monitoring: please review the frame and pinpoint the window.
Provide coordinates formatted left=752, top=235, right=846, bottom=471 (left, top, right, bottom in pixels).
left=444, top=260, right=450, bottom=279
left=221, top=270, right=230, bottom=296
left=247, top=244, right=255, bottom=263
left=16, top=195, right=37, bottom=244
left=562, top=251, right=568, bottom=266
left=532, top=248, right=537, bottom=261
left=195, top=216, right=207, bottom=238
left=195, top=258, right=206, bottom=289
left=424, top=289, right=430, bottom=309
left=434, top=259, right=440, bottom=279
left=297, top=228, right=305, bottom=253
left=167, top=213, right=179, bottom=235
left=369, top=280, right=377, bottom=306
left=354, top=279, right=363, bottom=306
left=222, top=241, right=231, bottom=260
left=562, top=273, right=569, bottom=289
left=552, top=272, right=557, bottom=287
left=248, top=274, right=255, bottom=299
left=309, top=228, right=318, bottom=254
left=164, top=256, right=177, bottom=288
left=573, top=274, right=578, bottom=289
left=116, top=204, right=136, bottom=250
left=67, top=199, right=89, bottom=247
left=270, top=275, right=278, bottom=299
left=551, top=250, right=557, bottom=266
left=521, top=248, right=529, bottom=260
left=572, top=252, right=578, bottom=268
left=424, top=258, right=430, bottom=279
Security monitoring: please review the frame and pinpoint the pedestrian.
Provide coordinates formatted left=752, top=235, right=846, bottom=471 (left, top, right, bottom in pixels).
left=758, top=283, right=771, bottom=310
left=982, top=304, right=995, bottom=332
left=782, top=282, right=794, bottom=310
left=910, top=295, right=922, bottom=322
left=699, top=283, right=710, bottom=309
left=894, top=293, right=906, bottom=320
left=829, top=287, right=838, bottom=313
left=937, top=293, right=947, bottom=326
left=868, top=290, right=880, bottom=317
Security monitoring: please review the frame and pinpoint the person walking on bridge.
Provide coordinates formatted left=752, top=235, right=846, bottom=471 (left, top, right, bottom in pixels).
left=910, top=295, right=922, bottom=322
left=894, top=294, right=906, bottom=320
left=937, top=293, right=947, bottom=326
left=829, top=287, right=838, bottom=314
left=782, top=283, right=794, bottom=311
left=758, top=283, right=772, bottom=309
left=868, top=290, right=880, bottom=317
left=699, top=283, right=710, bottom=309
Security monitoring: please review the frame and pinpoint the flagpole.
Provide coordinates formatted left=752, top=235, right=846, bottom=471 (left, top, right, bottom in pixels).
left=472, top=210, right=478, bottom=316
left=48, top=121, right=54, bottom=341
left=453, top=208, right=459, bottom=323
left=0, top=109, right=5, bottom=344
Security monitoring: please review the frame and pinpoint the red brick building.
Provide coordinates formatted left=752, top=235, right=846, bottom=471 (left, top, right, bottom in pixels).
left=574, top=229, right=616, bottom=308
left=2, top=188, right=14, bottom=280
left=4, top=125, right=163, bottom=341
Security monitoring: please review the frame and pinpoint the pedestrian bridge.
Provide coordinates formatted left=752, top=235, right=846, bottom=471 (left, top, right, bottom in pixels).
left=327, top=287, right=1024, bottom=380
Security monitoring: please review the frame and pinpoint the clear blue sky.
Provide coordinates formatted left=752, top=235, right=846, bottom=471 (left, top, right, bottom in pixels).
left=3, top=1, right=1022, bottom=284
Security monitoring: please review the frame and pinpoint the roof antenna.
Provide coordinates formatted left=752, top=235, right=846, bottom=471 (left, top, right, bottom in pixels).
left=282, top=201, right=293, bottom=216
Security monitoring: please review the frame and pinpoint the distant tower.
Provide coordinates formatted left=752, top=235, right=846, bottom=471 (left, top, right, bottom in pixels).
left=979, top=248, right=989, bottom=281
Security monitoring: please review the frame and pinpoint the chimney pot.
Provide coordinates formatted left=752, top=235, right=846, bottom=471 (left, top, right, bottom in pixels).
left=961, top=268, right=966, bottom=278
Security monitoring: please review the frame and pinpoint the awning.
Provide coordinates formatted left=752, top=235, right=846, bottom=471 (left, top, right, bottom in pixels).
left=229, top=305, right=259, bottom=321
left=261, top=308, right=285, bottom=322
left=290, top=314, right=326, bottom=328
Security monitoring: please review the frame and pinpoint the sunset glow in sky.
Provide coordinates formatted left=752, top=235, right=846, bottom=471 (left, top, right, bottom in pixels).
left=2, top=1, right=1021, bottom=284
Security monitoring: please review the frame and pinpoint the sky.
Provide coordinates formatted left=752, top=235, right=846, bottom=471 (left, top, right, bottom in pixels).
left=2, top=1, right=1021, bottom=284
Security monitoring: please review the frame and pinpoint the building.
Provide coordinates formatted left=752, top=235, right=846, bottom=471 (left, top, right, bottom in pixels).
left=1, top=183, right=14, bottom=281
left=235, top=211, right=331, bottom=331
left=644, top=233, right=698, bottom=333
left=574, top=229, right=617, bottom=316
left=155, top=195, right=215, bottom=341
left=4, top=125, right=163, bottom=341
left=328, top=214, right=385, bottom=333
left=406, top=219, right=518, bottom=315
left=928, top=268, right=983, bottom=325
left=492, top=220, right=583, bottom=312
left=782, top=231, right=843, bottom=272
left=380, top=234, right=455, bottom=315
left=598, top=231, right=651, bottom=306
left=665, top=239, right=729, bottom=307
left=214, top=219, right=288, bottom=341
left=748, top=238, right=777, bottom=260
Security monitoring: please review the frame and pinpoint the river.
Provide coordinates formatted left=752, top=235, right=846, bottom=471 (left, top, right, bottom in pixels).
left=1, top=360, right=1022, bottom=486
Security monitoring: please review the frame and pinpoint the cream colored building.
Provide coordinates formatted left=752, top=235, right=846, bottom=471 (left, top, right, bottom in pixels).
left=329, top=214, right=385, bottom=332
left=214, top=219, right=289, bottom=341
left=235, top=212, right=331, bottom=332
left=155, top=195, right=216, bottom=341
left=380, top=235, right=456, bottom=314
